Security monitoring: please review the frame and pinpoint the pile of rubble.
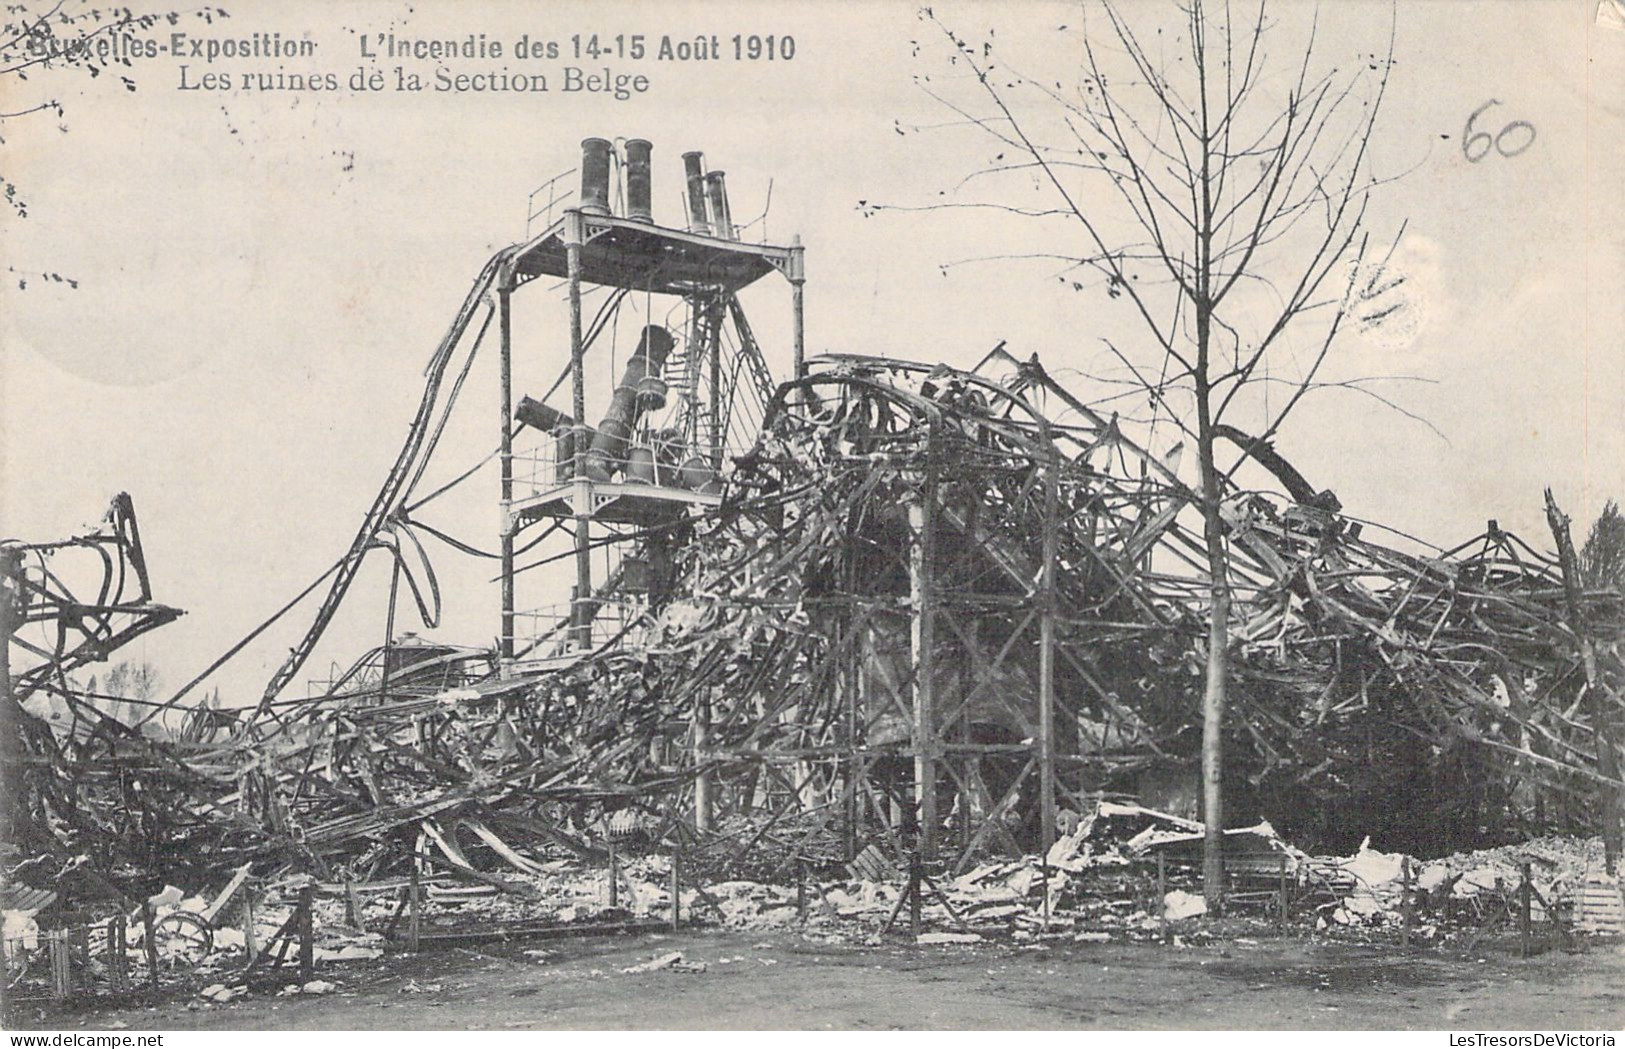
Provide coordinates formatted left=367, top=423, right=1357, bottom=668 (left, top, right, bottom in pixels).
left=1316, top=835, right=1620, bottom=933
left=695, top=803, right=1625, bottom=946
left=5, top=352, right=1623, bottom=968
left=8, top=794, right=1621, bottom=1008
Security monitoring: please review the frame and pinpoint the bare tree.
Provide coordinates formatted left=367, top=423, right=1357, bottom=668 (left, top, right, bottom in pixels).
left=1, top=1, right=225, bottom=289
left=1582, top=499, right=1625, bottom=592
left=102, top=658, right=161, bottom=724
left=901, top=1, right=1405, bottom=906
left=1546, top=491, right=1623, bottom=869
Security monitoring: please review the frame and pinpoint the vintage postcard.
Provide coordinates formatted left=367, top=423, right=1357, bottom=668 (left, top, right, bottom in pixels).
left=2, top=0, right=1622, bottom=1035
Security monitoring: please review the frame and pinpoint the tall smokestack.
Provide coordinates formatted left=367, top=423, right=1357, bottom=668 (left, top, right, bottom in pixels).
left=682, top=151, right=711, bottom=235
left=704, top=171, right=734, bottom=240
left=625, top=138, right=653, bottom=223
left=579, top=137, right=612, bottom=216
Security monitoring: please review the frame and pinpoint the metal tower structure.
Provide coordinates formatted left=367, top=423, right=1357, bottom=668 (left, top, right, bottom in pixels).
left=495, top=138, right=805, bottom=668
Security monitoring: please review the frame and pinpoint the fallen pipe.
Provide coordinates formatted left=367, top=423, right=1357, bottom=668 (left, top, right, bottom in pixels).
left=514, top=397, right=573, bottom=434
left=515, top=397, right=580, bottom=481
left=585, top=325, right=675, bottom=481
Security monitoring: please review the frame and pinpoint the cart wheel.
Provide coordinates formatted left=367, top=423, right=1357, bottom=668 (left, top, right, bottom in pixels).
left=152, top=912, right=214, bottom=972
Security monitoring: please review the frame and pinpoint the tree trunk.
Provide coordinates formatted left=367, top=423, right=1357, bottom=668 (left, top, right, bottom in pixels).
left=1191, top=12, right=1227, bottom=913
left=1196, top=417, right=1229, bottom=913
left=1544, top=489, right=1623, bottom=872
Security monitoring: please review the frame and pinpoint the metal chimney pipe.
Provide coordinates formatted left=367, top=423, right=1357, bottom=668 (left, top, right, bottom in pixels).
left=514, top=397, right=573, bottom=433
left=579, top=137, right=612, bottom=216
left=682, top=151, right=711, bottom=235
left=625, top=139, right=653, bottom=223
left=585, top=325, right=675, bottom=481
left=704, top=171, right=734, bottom=240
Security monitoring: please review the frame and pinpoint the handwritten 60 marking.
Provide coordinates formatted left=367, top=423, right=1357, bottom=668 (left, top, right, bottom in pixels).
left=1462, top=99, right=1536, bottom=163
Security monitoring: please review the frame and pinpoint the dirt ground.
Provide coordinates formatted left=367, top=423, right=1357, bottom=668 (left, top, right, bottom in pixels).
left=13, top=926, right=1625, bottom=1030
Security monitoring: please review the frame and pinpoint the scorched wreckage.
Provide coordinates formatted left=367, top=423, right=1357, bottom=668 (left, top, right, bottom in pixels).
left=2, top=139, right=1622, bottom=995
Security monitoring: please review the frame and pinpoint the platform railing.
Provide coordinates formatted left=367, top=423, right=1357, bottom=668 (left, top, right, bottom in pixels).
left=509, top=426, right=738, bottom=498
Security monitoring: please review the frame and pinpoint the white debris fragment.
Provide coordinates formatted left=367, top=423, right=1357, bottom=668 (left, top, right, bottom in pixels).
left=2, top=910, right=40, bottom=950
left=620, top=950, right=684, bottom=974
left=916, top=931, right=983, bottom=945
left=1454, top=867, right=1501, bottom=897
left=965, top=904, right=1023, bottom=920
left=1005, top=867, right=1041, bottom=896
left=399, top=981, right=443, bottom=993
left=1340, top=838, right=1405, bottom=887
left=1162, top=890, right=1207, bottom=921
left=317, top=944, right=383, bottom=962
left=1341, top=894, right=1385, bottom=919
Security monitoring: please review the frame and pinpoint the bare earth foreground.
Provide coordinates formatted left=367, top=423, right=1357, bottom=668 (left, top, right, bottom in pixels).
left=16, top=929, right=1625, bottom=1031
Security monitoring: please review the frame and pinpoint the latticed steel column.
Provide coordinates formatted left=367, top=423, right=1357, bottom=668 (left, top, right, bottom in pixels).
left=498, top=273, right=515, bottom=667
left=564, top=210, right=592, bottom=651
left=911, top=424, right=939, bottom=858
left=1038, top=439, right=1061, bottom=854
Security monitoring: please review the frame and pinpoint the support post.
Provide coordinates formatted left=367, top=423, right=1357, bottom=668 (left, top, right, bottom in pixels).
left=694, top=693, right=712, bottom=832
left=297, top=884, right=315, bottom=984
left=909, top=851, right=922, bottom=939
left=685, top=295, right=706, bottom=450
left=670, top=851, right=682, bottom=931
left=1038, top=441, right=1060, bottom=855
left=1156, top=853, right=1168, bottom=942
left=707, top=295, right=723, bottom=469
left=241, top=892, right=258, bottom=964
left=566, top=211, right=593, bottom=651
left=1401, top=856, right=1413, bottom=948
left=1040, top=850, right=1051, bottom=930
left=498, top=276, right=516, bottom=665
left=141, top=902, right=159, bottom=991
left=910, top=427, right=938, bottom=859
left=345, top=879, right=364, bottom=931
left=1277, top=853, right=1289, bottom=933
left=608, top=841, right=620, bottom=909
left=49, top=928, right=70, bottom=999
left=110, top=915, right=127, bottom=990
left=841, top=556, right=860, bottom=864
left=406, top=859, right=421, bottom=953
left=1520, top=862, right=1533, bottom=957
left=788, top=235, right=806, bottom=380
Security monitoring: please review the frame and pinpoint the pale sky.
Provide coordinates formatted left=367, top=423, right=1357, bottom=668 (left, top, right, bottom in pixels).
left=3, top=0, right=1621, bottom=707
